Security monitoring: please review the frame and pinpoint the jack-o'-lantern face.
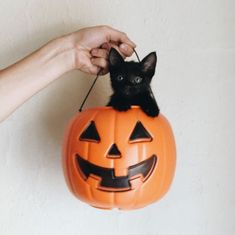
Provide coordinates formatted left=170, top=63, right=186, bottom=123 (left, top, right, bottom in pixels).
left=77, top=120, right=157, bottom=192
left=63, top=106, right=176, bottom=210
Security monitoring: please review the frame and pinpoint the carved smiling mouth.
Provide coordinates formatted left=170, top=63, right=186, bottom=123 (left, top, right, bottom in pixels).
left=76, top=155, right=157, bottom=192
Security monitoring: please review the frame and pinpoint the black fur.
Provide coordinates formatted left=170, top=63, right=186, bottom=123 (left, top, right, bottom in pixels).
left=107, top=48, right=160, bottom=117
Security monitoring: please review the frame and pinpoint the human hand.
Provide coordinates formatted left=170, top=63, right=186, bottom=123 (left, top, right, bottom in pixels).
left=0, top=25, right=135, bottom=122
left=67, top=25, right=136, bottom=75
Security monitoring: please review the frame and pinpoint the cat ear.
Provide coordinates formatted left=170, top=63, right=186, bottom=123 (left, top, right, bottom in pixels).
left=140, top=52, right=157, bottom=77
left=109, top=48, right=124, bottom=68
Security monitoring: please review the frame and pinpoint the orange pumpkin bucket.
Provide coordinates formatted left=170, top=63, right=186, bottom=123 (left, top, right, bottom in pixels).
left=62, top=106, right=176, bottom=210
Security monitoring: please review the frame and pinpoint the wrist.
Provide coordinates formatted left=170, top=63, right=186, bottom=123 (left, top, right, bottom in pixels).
left=40, top=35, right=76, bottom=74
left=65, top=32, right=90, bottom=71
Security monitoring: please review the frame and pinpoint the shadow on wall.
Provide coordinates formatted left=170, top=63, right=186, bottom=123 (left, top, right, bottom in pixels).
left=40, top=71, right=109, bottom=149
left=36, top=70, right=110, bottom=185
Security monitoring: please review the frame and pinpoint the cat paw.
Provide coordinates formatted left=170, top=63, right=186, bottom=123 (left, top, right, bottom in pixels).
left=142, top=107, right=160, bottom=117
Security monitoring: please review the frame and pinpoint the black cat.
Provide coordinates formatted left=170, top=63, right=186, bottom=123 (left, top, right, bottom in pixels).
left=107, top=48, right=160, bottom=117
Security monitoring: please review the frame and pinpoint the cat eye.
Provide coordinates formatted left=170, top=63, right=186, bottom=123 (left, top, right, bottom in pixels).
left=134, top=76, right=143, bottom=84
left=116, top=75, right=124, bottom=81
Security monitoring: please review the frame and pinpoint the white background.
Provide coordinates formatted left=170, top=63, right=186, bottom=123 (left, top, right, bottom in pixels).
left=0, top=0, right=234, bottom=234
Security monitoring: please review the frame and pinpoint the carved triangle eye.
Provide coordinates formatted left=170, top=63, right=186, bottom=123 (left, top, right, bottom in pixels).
left=79, top=121, right=100, bottom=143
left=129, top=121, right=152, bottom=143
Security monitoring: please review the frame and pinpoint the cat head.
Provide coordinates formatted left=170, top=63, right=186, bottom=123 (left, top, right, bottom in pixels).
left=108, top=48, right=157, bottom=96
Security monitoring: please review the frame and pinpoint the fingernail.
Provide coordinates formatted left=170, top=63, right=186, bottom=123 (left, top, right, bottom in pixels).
left=132, top=42, right=137, bottom=47
left=92, top=49, right=98, bottom=54
left=120, top=44, right=128, bottom=51
left=102, top=43, right=109, bottom=49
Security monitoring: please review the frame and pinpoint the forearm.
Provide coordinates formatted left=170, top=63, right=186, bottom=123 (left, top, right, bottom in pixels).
left=0, top=36, right=75, bottom=122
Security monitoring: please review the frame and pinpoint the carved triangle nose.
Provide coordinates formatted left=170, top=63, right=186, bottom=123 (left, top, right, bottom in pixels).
left=107, top=144, right=121, bottom=158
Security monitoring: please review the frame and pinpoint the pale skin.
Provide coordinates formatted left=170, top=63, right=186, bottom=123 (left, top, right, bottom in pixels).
left=0, top=25, right=136, bottom=123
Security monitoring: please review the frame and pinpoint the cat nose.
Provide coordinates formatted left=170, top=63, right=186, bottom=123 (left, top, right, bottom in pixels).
left=130, top=78, right=136, bottom=84
left=106, top=144, right=121, bottom=159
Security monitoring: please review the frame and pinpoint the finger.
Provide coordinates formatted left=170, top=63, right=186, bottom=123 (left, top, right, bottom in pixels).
left=88, top=65, right=108, bottom=76
left=101, top=42, right=130, bottom=59
left=87, top=64, right=101, bottom=75
left=91, top=48, right=109, bottom=59
left=119, top=43, right=134, bottom=57
left=101, top=42, right=110, bottom=50
left=91, top=57, right=108, bottom=69
left=101, top=42, right=121, bottom=54
left=104, top=26, right=136, bottom=48
left=99, top=67, right=109, bottom=75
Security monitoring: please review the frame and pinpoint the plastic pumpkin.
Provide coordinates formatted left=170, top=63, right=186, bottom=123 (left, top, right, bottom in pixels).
left=62, top=106, right=176, bottom=210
